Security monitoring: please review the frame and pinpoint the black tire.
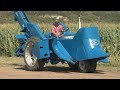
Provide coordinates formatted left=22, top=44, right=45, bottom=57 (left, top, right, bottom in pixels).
left=68, top=62, right=78, bottom=70
left=78, top=60, right=90, bottom=73
left=24, top=37, right=45, bottom=71
left=89, top=59, right=98, bottom=73
left=78, top=60, right=98, bottom=73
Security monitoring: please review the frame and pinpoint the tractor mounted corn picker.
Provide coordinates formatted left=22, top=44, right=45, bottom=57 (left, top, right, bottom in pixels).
left=14, top=11, right=109, bottom=73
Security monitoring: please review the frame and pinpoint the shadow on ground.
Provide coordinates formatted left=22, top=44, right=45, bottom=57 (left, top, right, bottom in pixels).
left=11, top=64, right=24, bottom=67
left=13, top=64, right=105, bottom=74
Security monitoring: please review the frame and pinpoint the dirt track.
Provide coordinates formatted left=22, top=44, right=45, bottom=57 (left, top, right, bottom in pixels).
left=0, top=57, right=120, bottom=79
left=0, top=66, right=120, bottom=79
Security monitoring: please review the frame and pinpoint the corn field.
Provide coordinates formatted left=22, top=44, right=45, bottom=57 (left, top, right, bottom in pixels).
left=0, top=22, right=120, bottom=67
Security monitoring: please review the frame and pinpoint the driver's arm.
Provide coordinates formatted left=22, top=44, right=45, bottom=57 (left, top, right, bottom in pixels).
left=60, top=25, right=64, bottom=32
left=52, top=26, right=57, bottom=35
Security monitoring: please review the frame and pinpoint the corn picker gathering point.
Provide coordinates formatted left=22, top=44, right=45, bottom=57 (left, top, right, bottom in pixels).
left=14, top=11, right=109, bottom=73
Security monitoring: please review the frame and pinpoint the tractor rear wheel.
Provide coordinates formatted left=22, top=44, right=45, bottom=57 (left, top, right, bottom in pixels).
left=78, top=60, right=97, bottom=73
left=24, top=37, right=45, bottom=71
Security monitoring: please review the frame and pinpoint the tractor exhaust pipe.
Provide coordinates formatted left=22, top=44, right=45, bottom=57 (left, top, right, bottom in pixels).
left=78, top=15, right=81, bottom=29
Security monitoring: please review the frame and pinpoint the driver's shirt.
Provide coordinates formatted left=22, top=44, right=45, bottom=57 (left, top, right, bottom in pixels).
left=52, top=25, right=63, bottom=36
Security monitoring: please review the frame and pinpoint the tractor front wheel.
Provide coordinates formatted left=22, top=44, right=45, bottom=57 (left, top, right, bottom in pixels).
left=78, top=59, right=97, bottom=73
left=89, top=59, right=98, bottom=73
left=24, top=37, right=45, bottom=71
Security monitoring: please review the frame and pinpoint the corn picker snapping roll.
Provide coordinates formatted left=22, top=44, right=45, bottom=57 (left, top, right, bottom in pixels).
left=14, top=11, right=109, bottom=73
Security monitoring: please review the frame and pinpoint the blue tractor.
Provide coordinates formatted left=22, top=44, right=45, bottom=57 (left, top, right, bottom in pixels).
left=14, top=11, right=109, bottom=73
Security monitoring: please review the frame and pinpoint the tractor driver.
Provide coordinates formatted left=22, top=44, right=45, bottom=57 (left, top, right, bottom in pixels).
left=51, top=20, right=64, bottom=38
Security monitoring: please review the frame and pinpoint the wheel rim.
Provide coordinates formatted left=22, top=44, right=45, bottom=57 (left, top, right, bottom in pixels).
left=25, top=41, right=37, bottom=67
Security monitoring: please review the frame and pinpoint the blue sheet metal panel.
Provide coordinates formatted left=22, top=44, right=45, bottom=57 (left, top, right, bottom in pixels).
left=98, top=58, right=109, bottom=63
left=60, top=27, right=109, bottom=62
left=16, top=34, right=27, bottom=44
left=74, top=27, right=109, bottom=61
left=75, top=43, right=87, bottom=61
left=83, top=39, right=109, bottom=59
left=63, top=32, right=76, bottom=37
left=60, top=39, right=109, bottom=62
left=52, top=39, right=75, bottom=64
left=33, top=40, right=50, bottom=59
left=58, top=40, right=77, bottom=59
left=27, top=23, right=46, bottom=40
left=73, top=27, right=99, bottom=40
left=57, top=41, right=73, bottom=59
left=14, top=11, right=28, bottom=30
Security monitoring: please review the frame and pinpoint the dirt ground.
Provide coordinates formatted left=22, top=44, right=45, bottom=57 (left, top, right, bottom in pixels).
left=0, top=57, right=120, bottom=79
